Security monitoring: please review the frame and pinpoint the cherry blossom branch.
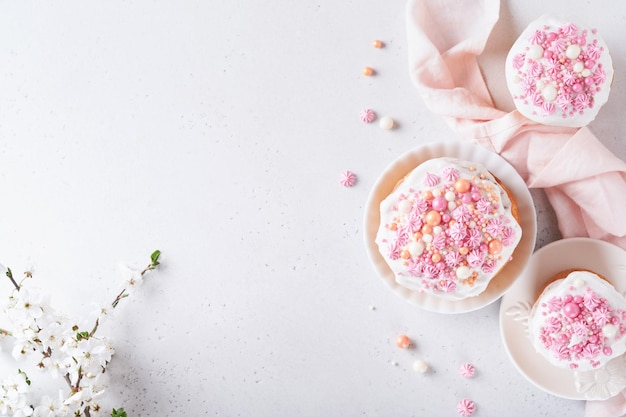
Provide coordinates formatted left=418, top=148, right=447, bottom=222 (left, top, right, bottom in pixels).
left=5, top=267, right=20, bottom=291
left=111, top=250, right=161, bottom=310
left=1, top=251, right=161, bottom=417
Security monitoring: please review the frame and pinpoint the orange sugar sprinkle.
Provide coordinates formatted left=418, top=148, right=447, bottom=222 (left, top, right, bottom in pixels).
left=362, top=66, right=375, bottom=76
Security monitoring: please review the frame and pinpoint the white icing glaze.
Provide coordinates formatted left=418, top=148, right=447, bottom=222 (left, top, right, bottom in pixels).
left=505, top=15, right=613, bottom=127
left=528, top=271, right=626, bottom=371
left=375, top=157, right=522, bottom=300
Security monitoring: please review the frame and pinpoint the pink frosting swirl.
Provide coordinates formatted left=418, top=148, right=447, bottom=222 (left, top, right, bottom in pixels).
left=459, top=363, right=475, bottom=378
left=587, top=42, right=603, bottom=61
left=583, top=290, right=601, bottom=310
left=550, top=37, right=567, bottom=54
left=339, top=170, right=357, bottom=187
left=542, top=102, right=556, bottom=116
left=593, top=306, right=612, bottom=327
left=528, top=29, right=545, bottom=45
left=546, top=296, right=562, bottom=313
left=528, top=61, right=543, bottom=78
left=574, top=94, right=590, bottom=113
left=481, top=258, right=497, bottom=274
left=593, top=67, right=607, bottom=85
left=439, top=279, right=456, bottom=293
left=560, top=23, right=578, bottom=37
left=467, top=249, right=484, bottom=267
left=413, top=198, right=429, bottom=215
left=359, top=108, right=376, bottom=123
left=562, top=71, right=577, bottom=86
left=485, top=218, right=503, bottom=236
left=442, top=166, right=460, bottom=182
left=445, top=251, right=462, bottom=268
left=423, top=172, right=439, bottom=187
left=452, top=205, right=471, bottom=223
left=512, top=53, right=525, bottom=70
left=466, top=229, right=483, bottom=248
left=457, top=399, right=475, bottom=416
left=556, top=93, right=572, bottom=112
left=476, top=198, right=491, bottom=213
left=448, top=223, right=467, bottom=242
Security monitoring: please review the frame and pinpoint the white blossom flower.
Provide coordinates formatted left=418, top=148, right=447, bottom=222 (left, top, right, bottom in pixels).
left=8, top=287, right=47, bottom=321
left=0, top=372, right=34, bottom=416
left=118, top=264, right=143, bottom=294
left=33, top=392, right=70, bottom=417
left=0, top=251, right=160, bottom=415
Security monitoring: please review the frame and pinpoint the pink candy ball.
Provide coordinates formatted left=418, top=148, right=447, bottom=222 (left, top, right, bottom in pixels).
left=563, top=302, right=580, bottom=318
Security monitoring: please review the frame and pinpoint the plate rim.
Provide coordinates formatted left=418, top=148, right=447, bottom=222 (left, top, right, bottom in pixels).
left=363, top=140, right=537, bottom=313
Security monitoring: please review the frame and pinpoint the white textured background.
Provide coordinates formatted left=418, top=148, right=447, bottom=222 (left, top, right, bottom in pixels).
left=0, top=1, right=624, bottom=416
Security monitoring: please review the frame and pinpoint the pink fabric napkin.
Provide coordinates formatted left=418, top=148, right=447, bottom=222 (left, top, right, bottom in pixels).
left=406, top=0, right=626, bottom=251
left=406, top=0, right=626, bottom=415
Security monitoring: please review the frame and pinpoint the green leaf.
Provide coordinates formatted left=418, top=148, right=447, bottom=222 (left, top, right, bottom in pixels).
left=111, top=408, right=128, bottom=417
left=76, top=331, right=90, bottom=341
left=18, top=369, right=31, bottom=385
left=150, top=250, right=161, bottom=264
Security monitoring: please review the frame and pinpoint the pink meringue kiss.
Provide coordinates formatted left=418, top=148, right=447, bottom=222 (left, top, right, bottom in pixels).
left=339, top=170, right=357, bottom=187
left=456, top=399, right=475, bottom=416
left=459, top=363, right=475, bottom=378
left=359, top=108, right=376, bottom=123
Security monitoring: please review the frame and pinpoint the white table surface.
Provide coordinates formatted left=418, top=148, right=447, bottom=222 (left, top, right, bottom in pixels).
left=0, top=1, right=625, bottom=416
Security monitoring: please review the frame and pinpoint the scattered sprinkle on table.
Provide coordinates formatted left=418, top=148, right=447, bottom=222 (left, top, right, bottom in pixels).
left=362, top=66, right=375, bottom=76
left=412, top=359, right=428, bottom=373
left=395, top=334, right=411, bottom=348
left=339, top=170, right=357, bottom=187
left=456, top=399, right=475, bottom=416
left=379, top=116, right=394, bottom=130
left=459, top=363, right=475, bottom=378
left=359, top=108, right=376, bottom=123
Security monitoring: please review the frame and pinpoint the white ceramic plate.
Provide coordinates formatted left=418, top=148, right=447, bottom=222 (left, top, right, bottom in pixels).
left=500, top=237, right=626, bottom=400
left=363, top=141, right=536, bottom=313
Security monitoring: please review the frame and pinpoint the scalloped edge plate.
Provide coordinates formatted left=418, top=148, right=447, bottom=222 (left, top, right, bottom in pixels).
left=363, top=141, right=537, bottom=313
left=500, top=237, right=626, bottom=400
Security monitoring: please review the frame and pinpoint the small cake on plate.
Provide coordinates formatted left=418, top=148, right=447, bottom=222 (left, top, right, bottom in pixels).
left=505, top=16, right=613, bottom=127
left=375, top=157, right=522, bottom=300
left=528, top=270, right=626, bottom=371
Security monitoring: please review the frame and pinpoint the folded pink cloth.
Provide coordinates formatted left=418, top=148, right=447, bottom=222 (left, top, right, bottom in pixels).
left=406, top=0, right=626, bottom=251
left=406, top=1, right=626, bottom=415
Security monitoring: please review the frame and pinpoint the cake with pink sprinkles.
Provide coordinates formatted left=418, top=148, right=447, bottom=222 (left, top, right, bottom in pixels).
left=528, top=270, right=626, bottom=371
left=505, top=16, right=613, bottom=127
left=375, top=157, right=522, bottom=300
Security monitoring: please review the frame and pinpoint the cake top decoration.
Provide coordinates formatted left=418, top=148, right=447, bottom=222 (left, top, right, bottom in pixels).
left=505, top=16, right=613, bottom=127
